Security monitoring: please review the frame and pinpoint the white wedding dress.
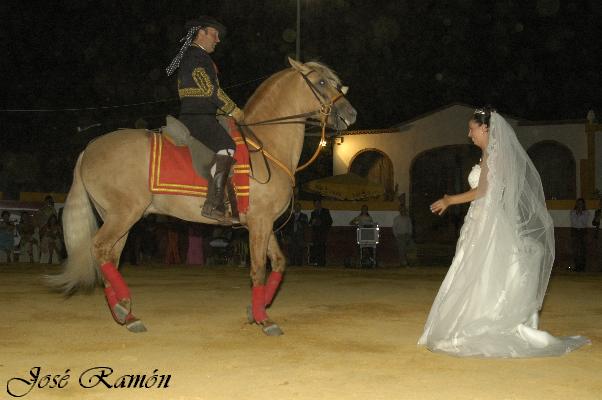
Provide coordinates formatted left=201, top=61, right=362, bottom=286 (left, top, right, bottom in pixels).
left=418, top=113, right=590, bottom=358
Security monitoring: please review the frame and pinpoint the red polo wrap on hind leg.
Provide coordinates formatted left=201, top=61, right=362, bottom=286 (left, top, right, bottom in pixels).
left=100, top=262, right=130, bottom=300
left=252, top=286, right=268, bottom=322
left=264, top=271, right=283, bottom=306
left=104, top=286, right=118, bottom=307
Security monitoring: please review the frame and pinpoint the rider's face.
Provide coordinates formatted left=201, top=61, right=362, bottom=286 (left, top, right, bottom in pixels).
left=194, top=27, right=220, bottom=53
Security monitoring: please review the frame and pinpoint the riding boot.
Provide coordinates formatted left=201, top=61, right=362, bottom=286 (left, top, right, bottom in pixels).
left=202, top=154, right=235, bottom=221
left=227, top=180, right=240, bottom=224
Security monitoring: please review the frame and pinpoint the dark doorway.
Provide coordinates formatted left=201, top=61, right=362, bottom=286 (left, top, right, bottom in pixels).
left=410, top=144, right=481, bottom=244
left=527, top=141, right=576, bottom=200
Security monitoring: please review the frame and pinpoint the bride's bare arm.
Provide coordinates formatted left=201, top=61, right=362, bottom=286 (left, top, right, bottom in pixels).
left=430, top=188, right=478, bottom=215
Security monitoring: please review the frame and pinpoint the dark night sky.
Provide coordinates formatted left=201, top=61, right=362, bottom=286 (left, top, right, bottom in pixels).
left=1, top=0, right=601, bottom=190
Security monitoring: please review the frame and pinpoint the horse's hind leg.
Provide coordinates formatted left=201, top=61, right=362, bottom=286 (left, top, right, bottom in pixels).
left=93, top=213, right=146, bottom=332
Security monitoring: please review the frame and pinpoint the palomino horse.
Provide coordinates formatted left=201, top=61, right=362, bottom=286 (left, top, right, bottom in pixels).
left=49, top=58, right=357, bottom=335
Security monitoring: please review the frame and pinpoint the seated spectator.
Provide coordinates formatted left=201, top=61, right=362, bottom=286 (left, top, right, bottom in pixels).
left=17, top=211, right=38, bottom=262
left=0, top=211, right=16, bottom=263
left=349, top=204, right=375, bottom=227
left=40, top=214, right=63, bottom=264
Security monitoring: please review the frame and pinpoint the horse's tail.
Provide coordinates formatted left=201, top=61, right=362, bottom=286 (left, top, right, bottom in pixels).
left=47, top=151, right=100, bottom=294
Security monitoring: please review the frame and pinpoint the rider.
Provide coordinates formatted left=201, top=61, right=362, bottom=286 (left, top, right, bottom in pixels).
left=166, top=15, right=244, bottom=221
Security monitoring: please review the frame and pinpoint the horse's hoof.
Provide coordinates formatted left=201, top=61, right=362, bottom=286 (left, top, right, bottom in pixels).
left=246, top=305, right=255, bottom=324
left=261, top=321, right=284, bottom=336
left=112, top=301, right=130, bottom=325
left=125, top=317, right=147, bottom=333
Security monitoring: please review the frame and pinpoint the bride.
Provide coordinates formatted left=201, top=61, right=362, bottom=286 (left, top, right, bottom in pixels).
left=418, top=107, right=590, bottom=357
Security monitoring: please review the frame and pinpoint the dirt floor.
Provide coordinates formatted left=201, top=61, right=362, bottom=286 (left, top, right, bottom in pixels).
left=1, top=263, right=600, bottom=400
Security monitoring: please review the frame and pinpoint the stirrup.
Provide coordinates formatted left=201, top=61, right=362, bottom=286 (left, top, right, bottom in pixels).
left=201, top=203, right=225, bottom=221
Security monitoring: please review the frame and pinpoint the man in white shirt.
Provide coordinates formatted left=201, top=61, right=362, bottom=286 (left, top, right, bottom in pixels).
left=392, top=205, right=413, bottom=267
left=570, top=198, right=590, bottom=271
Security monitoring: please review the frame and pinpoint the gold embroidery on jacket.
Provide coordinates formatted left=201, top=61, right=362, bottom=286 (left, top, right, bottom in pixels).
left=217, top=88, right=236, bottom=114
left=178, top=67, right=213, bottom=98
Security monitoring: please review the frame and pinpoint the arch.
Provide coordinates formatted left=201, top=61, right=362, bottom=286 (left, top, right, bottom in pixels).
left=527, top=141, right=576, bottom=200
left=409, top=144, right=481, bottom=244
left=348, top=149, right=395, bottom=200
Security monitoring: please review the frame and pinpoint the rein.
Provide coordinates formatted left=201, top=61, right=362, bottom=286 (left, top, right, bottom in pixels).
left=239, top=70, right=345, bottom=186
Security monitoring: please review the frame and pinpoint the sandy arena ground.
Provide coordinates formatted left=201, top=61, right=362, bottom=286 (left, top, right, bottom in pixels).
left=1, top=263, right=600, bottom=400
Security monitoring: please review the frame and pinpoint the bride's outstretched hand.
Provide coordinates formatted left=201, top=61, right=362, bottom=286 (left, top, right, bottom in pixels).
left=430, top=195, right=450, bottom=215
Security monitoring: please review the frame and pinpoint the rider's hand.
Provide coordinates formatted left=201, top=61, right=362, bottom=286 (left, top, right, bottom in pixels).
left=430, top=195, right=450, bottom=216
left=230, top=107, right=244, bottom=123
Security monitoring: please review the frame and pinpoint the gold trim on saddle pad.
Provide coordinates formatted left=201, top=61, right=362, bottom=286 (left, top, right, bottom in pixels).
left=149, top=134, right=208, bottom=196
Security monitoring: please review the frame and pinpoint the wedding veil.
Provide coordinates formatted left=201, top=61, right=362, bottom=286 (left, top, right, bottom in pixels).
left=482, top=112, right=555, bottom=309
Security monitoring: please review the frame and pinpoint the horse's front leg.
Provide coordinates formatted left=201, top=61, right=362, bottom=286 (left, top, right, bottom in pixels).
left=248, top=225, right=285, bottom=336
left=265, top=231, right=286, bottom=307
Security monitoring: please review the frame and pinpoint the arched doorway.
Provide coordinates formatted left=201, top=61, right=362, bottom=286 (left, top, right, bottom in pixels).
left=410, top=144, right=481, bottom=244
left=349, top=149, right=395, bottom=200
left=527, top=141, right=576, bottom=200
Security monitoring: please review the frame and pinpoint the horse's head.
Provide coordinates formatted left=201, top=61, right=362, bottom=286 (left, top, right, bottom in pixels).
left=288, top=58, right=357, bottom=131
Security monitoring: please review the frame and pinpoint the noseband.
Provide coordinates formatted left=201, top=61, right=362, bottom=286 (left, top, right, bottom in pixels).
left=299, top=70, right=346, bottom=125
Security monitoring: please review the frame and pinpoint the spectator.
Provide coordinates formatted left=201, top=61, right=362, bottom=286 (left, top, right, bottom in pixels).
left=285, top=202, right=308, bottom=266
left=592, top=198, right=602, bottom=271
left=35, top=195, right=57, bottom=229
left=186, top=224, right=205, bottom=265
left=40, top=214, right=63, bottom=264
left=349, top=204, right=375, bottom=227
left=164, top=217, right=182, bottom=264
left=570, top=198, right=590, bottom=272
left=17, top=211, right=38, bottom=262
left=57, top=207, right=67, bottom=260
left=309, top=199, right=332, bottom=267
left=592, top=198, right=601, bottom=237
left=0, top=211, right=15, bottom=263
left=392, top=204, right=413, bottom=267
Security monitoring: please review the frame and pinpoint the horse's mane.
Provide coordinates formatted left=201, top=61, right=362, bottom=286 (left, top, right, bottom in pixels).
left=245, top=61, right=342, bottom=111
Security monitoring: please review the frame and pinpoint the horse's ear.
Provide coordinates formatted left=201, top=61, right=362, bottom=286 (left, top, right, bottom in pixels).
left=288, top=57, right=309, bottom=73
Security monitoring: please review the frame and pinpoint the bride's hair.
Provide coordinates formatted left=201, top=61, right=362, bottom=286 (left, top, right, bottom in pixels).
left=473, top=105, right=497, bottom=126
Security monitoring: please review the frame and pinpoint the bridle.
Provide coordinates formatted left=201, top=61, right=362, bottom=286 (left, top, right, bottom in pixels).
left=240, top=68, right=349, bottom=185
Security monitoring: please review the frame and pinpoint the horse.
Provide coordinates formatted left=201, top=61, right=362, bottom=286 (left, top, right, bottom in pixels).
left=48, top=58, right=357, bottom=335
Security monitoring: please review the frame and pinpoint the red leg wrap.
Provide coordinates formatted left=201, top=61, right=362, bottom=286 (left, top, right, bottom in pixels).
left=100, top=262, right=130, bottom=300
left=252, top=286, right=268, bottom=323
left=104, top=286, right=118, bottom=308
left=264, top=271, right=283, bottom=306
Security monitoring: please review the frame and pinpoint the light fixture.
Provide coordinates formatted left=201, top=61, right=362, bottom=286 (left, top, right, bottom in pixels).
left=319, top=139, right=327, bottom=147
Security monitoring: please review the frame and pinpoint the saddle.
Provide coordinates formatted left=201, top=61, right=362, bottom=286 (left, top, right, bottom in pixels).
left=149, top=116, right=250, bottom=217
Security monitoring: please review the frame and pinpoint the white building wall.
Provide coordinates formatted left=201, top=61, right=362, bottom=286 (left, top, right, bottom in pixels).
left=334, top=104, right=477, bottom=201
left=333, top=104, right=590, bottom=228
